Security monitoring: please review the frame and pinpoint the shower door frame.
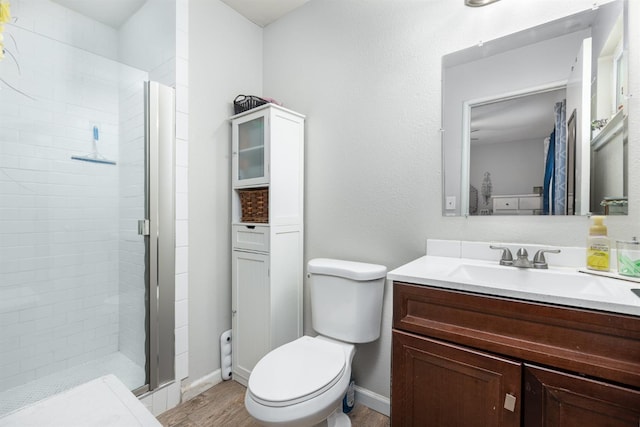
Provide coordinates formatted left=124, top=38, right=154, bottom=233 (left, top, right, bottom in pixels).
left=135, top=81, right=176, bottom=395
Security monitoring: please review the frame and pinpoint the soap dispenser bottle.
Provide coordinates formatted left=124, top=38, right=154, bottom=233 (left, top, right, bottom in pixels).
left=587, top=216, right=610, bottom=271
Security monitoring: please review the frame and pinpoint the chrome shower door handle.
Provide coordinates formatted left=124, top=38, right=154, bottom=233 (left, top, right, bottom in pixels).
left=138, top=219, right=150, bottom=236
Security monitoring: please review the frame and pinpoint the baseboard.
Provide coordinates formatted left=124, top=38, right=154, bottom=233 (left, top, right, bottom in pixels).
left=354, top=385, right=390, bottom=417
left=181, top=369, right=224, bottom=402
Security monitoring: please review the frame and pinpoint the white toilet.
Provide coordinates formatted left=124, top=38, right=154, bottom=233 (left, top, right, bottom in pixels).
left=244, top=258, right=387, bottom=427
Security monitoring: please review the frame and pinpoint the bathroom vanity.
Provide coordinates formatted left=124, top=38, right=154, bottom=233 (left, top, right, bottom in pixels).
left=388, top=245, right=640, bottom=426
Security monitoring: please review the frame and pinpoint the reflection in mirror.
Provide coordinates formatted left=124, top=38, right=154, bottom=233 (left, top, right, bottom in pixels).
left=468, top=88, right=567, bottom=216
left=442, top=0, right=628, bottom=217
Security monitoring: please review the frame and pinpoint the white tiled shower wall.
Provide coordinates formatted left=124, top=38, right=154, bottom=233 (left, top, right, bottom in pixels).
left=0, top=3, right=147, bottom=390
left=1, top=0, right=189, bottom=414
left=117, top=79, right=147, bottom=371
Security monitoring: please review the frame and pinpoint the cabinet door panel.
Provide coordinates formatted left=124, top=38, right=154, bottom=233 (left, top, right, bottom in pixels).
left=524, top=364, right=640, bottom=427
left=232, top=251, right=270, bottom=382
left=392, top=330, right=521, bottom=427
left=232, top=111, right=269, bottom=187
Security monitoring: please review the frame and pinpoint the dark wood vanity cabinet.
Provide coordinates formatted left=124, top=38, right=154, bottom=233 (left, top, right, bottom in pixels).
left=393, top=330, right=521, bottom=426
left=391, top=282, right=640, bottom=427
left=523, top=365, right=640, bottom=427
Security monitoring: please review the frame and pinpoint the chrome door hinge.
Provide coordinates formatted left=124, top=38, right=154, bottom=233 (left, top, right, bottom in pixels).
left=138, top=219, right=150, bottom=236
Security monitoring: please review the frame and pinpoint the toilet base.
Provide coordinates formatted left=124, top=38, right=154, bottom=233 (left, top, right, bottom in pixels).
left=326, top=409, right=351, bottom=427
left=311, top=409, right=351, bottom=427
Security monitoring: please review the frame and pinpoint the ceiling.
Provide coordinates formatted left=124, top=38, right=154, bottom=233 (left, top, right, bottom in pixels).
left=51, top=0, right=147, bottom=29
left=221, top=0, right=310, bottom=27
left=470, top=88, right=567, bottom=146
left=51, top=0, right=308, bottom=29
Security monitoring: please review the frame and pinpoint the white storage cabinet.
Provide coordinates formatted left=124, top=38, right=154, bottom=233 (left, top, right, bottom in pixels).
left=492, top=194, right=542, bottom=215
left=230, top=104, right=305, bottom=385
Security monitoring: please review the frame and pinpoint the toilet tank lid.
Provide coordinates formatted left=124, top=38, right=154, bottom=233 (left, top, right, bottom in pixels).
left=308, top=258, right=387, bottom=281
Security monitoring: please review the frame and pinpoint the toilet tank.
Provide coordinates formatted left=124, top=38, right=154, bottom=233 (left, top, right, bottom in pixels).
left=307, top=258, right=387, bottom=343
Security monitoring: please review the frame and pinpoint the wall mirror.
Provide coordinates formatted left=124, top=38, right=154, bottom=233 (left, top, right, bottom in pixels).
left=442, top=0, right=628, bottom=216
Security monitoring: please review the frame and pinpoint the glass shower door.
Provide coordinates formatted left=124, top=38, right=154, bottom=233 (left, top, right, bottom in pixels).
left=0, top=35, right=150, bottom=413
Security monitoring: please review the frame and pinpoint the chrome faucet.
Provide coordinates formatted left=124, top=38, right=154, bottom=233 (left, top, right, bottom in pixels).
left=513, top=248, right=533, bottom=268
left=490, top=245, right=560, bottom=269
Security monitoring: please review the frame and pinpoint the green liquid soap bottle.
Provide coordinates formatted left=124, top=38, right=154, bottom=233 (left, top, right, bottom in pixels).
left=586, top=216, right=610, bottom=271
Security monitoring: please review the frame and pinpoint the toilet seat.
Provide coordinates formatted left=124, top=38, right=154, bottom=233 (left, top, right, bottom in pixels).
left=248, top=336, right=346, bottom=407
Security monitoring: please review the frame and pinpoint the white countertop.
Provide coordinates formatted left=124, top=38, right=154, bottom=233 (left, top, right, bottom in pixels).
left=388, top=255, right=640, bottom=316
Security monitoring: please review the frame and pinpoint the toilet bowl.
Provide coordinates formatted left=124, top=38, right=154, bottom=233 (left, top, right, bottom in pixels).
left=244, top=258, right=387, bottom=427
left=245, top=336, right=354, bottom=427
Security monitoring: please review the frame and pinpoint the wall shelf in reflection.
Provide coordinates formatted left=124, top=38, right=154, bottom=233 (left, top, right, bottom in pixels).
left=591, top=109, right=625, bottom=150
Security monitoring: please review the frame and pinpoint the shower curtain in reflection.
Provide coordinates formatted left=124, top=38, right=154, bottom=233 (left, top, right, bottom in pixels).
left=543, top=133, right=555, bottom=214
left=543, top=100, right=567, bottom=215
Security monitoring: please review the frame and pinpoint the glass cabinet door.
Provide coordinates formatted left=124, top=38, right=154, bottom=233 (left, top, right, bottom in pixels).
left=236, top=115, right=266, bottom=185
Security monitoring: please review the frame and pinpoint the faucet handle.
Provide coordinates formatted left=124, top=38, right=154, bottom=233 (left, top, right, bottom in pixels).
left=490, top=245, right=513, bottom=266
left=533, top=249, right=561, bottom=269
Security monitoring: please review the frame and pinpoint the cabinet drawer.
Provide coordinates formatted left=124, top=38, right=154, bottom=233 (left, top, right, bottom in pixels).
left=519, top=196, right=541, bottom=210
left=493, top=197, right=518, bottom=210
left=232, top=224, right=270, bottom=252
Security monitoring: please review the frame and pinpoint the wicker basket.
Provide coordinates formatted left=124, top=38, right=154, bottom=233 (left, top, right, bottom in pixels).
left=233, top=95, right=268, bottom=114
left=238, top=187, right=269, bottom=223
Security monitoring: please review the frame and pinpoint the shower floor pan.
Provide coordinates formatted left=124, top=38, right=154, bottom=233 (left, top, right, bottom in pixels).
left=0, top=352, right=144, bottom=417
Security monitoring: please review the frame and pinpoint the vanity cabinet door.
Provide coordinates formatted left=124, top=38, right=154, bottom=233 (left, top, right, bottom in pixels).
left=392, top=330, right=521, bottom=427
left=524, top=365, right=640, bottom=427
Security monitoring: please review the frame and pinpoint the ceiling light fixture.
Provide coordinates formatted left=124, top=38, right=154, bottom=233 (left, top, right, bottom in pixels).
left=465, top=0, right=501, bottom=6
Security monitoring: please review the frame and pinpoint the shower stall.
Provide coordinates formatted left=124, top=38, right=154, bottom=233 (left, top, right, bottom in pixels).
left=0, top=0, right=175, bottom=415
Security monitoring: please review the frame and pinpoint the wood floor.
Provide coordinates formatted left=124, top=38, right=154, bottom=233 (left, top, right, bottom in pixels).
left=157, top=380, right=390, bottom=427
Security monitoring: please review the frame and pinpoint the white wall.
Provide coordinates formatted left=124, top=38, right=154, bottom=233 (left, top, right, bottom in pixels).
left=470, top=138, right=545, bottom=197
left=118, top=0, right=177, bottom=86
left=5, top=0, right=118, bottom=61
left=591, top=0, right=625, bottom=85
left=260, top=0, right=640, bottom=403
left=186, top=0, right=262, bottom=390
